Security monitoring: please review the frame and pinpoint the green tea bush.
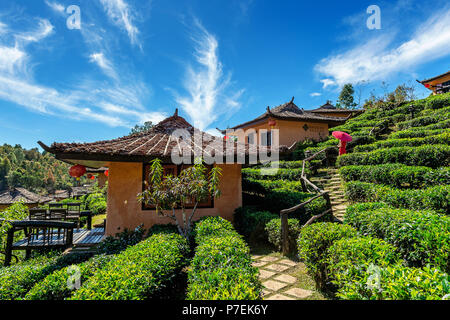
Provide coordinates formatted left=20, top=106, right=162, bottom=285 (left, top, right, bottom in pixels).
left=187, top=217, right=261, bottom=300
left=337, top=144, right=450, bottom=168
left=297, top=223, right=357, bottom=287
left=353, top=132, right=450, bottom=152
left=242, top=178, right=304, bottom=194
left=327, top=237, right=401, bottom=298
left=397, top=113, right=448, bottom=130
left=388, top=128, right=450, bottom=139
left=233, top=206, right=277, bottom=242
left=84, top=193, right=107, bottom=215
left=96, top=225, right=146, bottom=255
left=344, top=205, right=450, bottom=271
left=349, top=265, right=450, bottom=300
left=0, top=202, right=29, bottom=249
left=344, top=182, right=449, bottom=214
left=242, top=168, right=304, bottom=181
left=424, top=92, right=450, bottom=110
left=265, top=218, right=301, bottom=253
left=24, top=254, right=113, bottom=300
left=339, top=164, right=450, bottom=188
left=0, top=252, right=92, bottom=300
left=71, top=233, right=189, bottom=300
left=410, top=118, right=450, bottom=130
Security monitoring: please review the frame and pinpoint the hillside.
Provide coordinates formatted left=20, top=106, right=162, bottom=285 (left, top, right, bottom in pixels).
left=0, top=144, right=84, bottom=194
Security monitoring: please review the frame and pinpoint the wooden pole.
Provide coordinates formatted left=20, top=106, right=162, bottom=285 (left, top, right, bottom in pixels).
left=4, top=227, right=15, bottom=267
left=281, top=212, right=289, bottom=256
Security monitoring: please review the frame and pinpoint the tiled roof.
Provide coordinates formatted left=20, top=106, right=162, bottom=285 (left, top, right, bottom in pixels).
left=38, top=110, right=280, bottom=163
left=420, top=70, right=450, bottom=83
left=228, top=98, right=346, bottom=130
left=311, top=102, right=361, bottom=113
left=0, top=188, right=52, bottom=205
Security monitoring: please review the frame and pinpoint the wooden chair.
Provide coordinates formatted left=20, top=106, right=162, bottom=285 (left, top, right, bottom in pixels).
left=48, top=209, right=68, bottom=239
left=66, top=203, right=82, bottom=229
left=29, top=208, right=48, bottom=220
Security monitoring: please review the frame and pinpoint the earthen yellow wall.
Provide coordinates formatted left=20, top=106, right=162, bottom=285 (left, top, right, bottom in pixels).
left=229, top=119, right=329, bottom=146
left=105, top=162, right=242, bottom=236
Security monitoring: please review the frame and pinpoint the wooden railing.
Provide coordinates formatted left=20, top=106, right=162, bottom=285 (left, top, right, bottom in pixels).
left=280, top=147, right=335, bottom=255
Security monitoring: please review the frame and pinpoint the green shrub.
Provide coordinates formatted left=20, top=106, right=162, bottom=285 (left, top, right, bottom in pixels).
left=96, top=225, right=146, bottom=255
left=327, top=237, right=401, bottom=298
left=337, top=144, right=450, bottom=168
left=71, top=233, right=189, bottom=300
left=24, top=254, right=113, bottom=300
left=84, top=193, right=107, bottom=215
left=397, top=113, right=448, bottom=130
left=0, top=202, right=29, bottom=250
left=344, top=182, right=449, bottom=214
left=242, top=178, right=304, bottom=194
left=233, top=206, right=277, bottom=242
left=0, top=252, right=92, bottom=300
left=425, top=92, right=450, bottom=110
left=187, top=217, right=261, bottom=300
left=339, top=164, right=450, bottom=188
left=242, top=168, right=304, bottom=181
left=265, top=218, right=301, bottom=253
left=345, top=204, right=450, bottom=271
left=410, top=118, right=450, bottom=130
left=350, top=265, right=450, bottom=300
left=388, top=128, right=450, bottom=139
left=297, top=223, right=357, bottom=287
left=354, top=132, right=450, bottom=152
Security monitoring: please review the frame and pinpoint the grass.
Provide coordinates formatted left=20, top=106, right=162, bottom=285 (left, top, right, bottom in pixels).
left=91, top=214, right=106, bottom=227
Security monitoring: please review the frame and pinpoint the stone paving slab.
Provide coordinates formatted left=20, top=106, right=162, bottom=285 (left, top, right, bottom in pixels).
left=277, top=259, right=297, bottom=266
left=274, top=274, right=297, bottom=284
left=284, top=288, right=313, bottom=299
left=259, top=269, right=276, bottom=279
left=252, top=261, right=268, bottom=267
left=264, top=263, right=291, bottom=272
left=260, top=256, right=280, bottom=262
left=266, top=294, right=295, bottom=300
left=262, top=280, right=288, bottom=291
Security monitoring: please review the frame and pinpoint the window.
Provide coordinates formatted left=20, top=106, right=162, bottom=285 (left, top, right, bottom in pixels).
left=260, top=131, right=272, bottom=146
left=142, top=163, right=213, bottom=210
left=247, top=132, right=255, bottom=145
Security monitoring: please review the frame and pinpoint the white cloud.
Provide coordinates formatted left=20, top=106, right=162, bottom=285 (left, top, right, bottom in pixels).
left=89, top=52, right=118, bottom=80
left=45, top=1, right=65, bottom=14
left=99, top=0, right=140, bottom=47
left=315, top=7, right=450, bottom=88
left=174, top=20, right=244, bottom=130
left=0, top=18, right=165, bottom=128
left=310, top=92, right=321, bottom=97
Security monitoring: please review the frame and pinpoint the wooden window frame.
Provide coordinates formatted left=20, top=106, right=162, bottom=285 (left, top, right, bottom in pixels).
left=141, top=163, right=214, bottom=211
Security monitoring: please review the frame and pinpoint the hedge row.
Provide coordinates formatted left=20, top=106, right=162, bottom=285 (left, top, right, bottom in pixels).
left=424, top=92, right=450, bottom=110
left=187, top=217, right=261, bottom=300
left=25, top=254, right=113, bottom=300
left=297, top=222, right=450, bottom=299
left=336, top=144, right=450, bottom=168
left=339, top=164, right=450, bottom=188
left=353, top=132, right=450, bottom=152
left=345, top=203, right=450, bottom=272
left=242, top=167, right=304, bottom=181
left=388, top=128, right=450, bottom=139
left=409, top=118, right=450, bottom=131
left=344, top=181, right=449, bottom=214
left=243, top=178, right=304, bottom=194
left=234, top=206, right=277, bottom=242
left=397, top=110, right=449, bottom=130
left=70, top=233, right=189, bottom=300
left=0, top=252, right=92, bottom=300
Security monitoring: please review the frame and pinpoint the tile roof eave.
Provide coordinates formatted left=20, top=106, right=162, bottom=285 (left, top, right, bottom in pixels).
left=420, top=70, right=450, bottom=83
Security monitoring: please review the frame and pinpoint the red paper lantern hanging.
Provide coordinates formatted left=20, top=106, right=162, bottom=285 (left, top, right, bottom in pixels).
left=86, top=173, right=95, bottom=180
left=268, top=119, right=276, bottom=127
left=424, top=83, right=430, bottom=88
left=69, top=164, right=86, bottom=180
left=104, top=170, right=109, bottom=177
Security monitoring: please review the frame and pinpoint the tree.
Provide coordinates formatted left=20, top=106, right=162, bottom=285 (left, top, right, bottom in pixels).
left=138, top=159, right=222, bottom=239
left=337, top=83, right=357, bottom=109
left=130, top=121, right=154, bottom=135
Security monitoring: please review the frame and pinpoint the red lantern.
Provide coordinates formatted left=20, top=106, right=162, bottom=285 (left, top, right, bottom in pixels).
left=69, top=165, right=86, bottom=180
left=87, top=173, right=95, bottom=180
left=268, top=119, right=276, bottom=127
left=104, top=170, right=109, bottom=177
left=424, top=83, right=430, bottom=88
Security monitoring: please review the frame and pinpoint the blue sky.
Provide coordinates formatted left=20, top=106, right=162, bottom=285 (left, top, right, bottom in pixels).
left=0, top=0, right=449, bottom=149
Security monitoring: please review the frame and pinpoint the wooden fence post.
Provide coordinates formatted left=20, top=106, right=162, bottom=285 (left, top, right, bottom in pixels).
left=4, top=227, right=15, bottom=267
left=281, top=212, right=289, bottom=255
left=323, top=192, right=333, bottom=216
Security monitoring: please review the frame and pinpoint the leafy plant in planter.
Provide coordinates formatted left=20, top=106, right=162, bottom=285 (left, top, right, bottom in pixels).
left=138, top=158, right=222, bottom=240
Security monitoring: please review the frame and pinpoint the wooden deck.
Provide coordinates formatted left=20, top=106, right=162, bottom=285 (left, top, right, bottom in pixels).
left=13, top=228, right=105, bottom=248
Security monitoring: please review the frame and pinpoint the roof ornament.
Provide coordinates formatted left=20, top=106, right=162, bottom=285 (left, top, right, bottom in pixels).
left=174, top=108, right=178, bottom=117
left=266, top=106, right=272, bottom=114
left=290, top=96, right=295, bottom=103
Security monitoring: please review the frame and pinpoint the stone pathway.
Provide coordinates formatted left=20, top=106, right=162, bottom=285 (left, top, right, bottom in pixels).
left=252, top=254, right=323, bottom=300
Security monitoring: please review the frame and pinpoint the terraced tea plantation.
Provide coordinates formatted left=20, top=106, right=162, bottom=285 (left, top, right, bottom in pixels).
left=297, top=93, right=450, bottom=299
